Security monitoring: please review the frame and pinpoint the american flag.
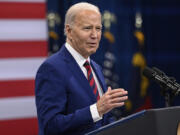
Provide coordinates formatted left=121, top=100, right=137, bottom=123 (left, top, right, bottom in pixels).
left=0, top=0, right=47, bottom=134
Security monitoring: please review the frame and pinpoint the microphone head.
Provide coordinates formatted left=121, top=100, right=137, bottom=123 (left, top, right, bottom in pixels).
left=152, top=67, right=167, bottom=78
left=143, top=67, right=155, bottom=79
left=152, top=67, right=164, bottom=75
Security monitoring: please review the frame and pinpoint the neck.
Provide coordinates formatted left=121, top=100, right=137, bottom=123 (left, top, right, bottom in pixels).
left=66, top=39, right=89, bottom=59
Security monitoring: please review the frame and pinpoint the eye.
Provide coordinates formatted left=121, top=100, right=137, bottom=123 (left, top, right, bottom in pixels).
left=83, top=26, right=91, bottom=30
left=96, top=27, right=102, bottom=31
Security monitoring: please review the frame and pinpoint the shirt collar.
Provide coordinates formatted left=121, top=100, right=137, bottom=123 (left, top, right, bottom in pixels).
left=65, top=42, right=90, bottom=67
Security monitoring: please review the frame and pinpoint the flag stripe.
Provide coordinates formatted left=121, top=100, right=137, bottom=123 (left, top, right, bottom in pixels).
left=0, top=117, right=38, bottom=135
left=0, top=96, right=37, bottom=120
left=0, top=0, right=47, bottom=134
left=0, top=0, right=45, bottom=2
left=0, top=19, right=47, bottom=41
left=0, top=57, right=45, bottom=80
left=0, top=2, right=46, bottom=19
left=0, top=80, right=35, bottom=98
left=0, top=41, right=48, bottom=58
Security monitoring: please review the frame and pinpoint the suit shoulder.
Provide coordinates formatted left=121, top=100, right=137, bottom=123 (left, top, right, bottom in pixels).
left=91, top=59, right=102, bottom=69
left=37, top=51, right=67, bottom=73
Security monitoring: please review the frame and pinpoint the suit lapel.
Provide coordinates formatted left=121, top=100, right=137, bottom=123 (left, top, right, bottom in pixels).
left=91, top=60, right=107, bottom=93
left=60, top=45, right=96, bottom=102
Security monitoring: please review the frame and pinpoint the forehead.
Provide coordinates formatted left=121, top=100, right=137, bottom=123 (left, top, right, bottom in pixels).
left=74, top=10, right=102, bottom=25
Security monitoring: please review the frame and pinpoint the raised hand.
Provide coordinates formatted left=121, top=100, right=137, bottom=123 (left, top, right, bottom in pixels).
left=97, top=87, right=128, bottom=116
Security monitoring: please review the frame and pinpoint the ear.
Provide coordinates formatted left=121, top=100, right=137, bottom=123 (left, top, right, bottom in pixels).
left=65, top=24, right=73, bottom=39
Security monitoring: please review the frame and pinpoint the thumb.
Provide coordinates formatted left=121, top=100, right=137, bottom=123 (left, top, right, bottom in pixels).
left=107, top=86, right=112, bottom=92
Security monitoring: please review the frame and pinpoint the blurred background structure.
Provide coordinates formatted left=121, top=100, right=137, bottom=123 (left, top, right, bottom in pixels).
left=0, top=0, right=180, bottom=134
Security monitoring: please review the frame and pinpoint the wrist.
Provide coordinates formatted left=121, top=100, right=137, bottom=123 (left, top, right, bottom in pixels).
left=97, top=101, right=103, bottom=117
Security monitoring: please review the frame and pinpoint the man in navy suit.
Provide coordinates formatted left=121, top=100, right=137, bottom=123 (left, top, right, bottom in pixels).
left=35, top=2, right=128, bottom=135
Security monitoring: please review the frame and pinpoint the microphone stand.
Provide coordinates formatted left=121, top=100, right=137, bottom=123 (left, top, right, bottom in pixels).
left=160, top=85, right=174, bottom=107
left=164, top=90, right=171, bottom=107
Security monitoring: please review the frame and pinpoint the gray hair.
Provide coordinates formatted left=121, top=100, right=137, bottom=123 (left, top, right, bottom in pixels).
left=64, top=2, right=101, bottom=36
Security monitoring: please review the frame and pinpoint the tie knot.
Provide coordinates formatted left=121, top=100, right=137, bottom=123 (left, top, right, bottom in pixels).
left=83, top=60, right=91, bottom=70
left=84, top=60, right=90, bottom=66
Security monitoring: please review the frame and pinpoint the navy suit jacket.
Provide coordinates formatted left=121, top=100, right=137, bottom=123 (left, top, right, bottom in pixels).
left=35, top=45, right=114, bottom=135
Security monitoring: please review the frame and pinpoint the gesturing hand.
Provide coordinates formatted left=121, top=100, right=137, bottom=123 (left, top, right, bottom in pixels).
left=97, top=87, right=128, bottom=117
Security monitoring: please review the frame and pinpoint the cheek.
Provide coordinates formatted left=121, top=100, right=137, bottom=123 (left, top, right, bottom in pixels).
left=97, top=33, right=102, bottom=41
left=99, top=32, right=102, bottom=37
left=76, top=33, right=87, bottom=43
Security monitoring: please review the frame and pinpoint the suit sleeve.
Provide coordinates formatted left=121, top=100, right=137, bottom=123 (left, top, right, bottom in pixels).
left=35, top=62, right=94, bottom=134
left=94, top=62, right=116, bottom=124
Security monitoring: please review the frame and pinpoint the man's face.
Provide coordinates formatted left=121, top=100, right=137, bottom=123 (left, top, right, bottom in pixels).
left=67, top=10, right=102, bottom=58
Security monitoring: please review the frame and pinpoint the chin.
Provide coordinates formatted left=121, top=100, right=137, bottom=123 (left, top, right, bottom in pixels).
left=89, top=50, right=97, bottom=55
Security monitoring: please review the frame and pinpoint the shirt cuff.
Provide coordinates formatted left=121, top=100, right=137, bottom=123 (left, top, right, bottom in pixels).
left=90, top=103, right=102, bottom=122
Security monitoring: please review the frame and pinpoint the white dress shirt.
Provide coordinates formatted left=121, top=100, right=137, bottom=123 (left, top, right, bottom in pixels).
left=65, top=42, right=103, bottom=122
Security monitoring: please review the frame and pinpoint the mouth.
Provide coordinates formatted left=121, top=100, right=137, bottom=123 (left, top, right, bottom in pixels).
left=87, top=42, right=97, bottom=47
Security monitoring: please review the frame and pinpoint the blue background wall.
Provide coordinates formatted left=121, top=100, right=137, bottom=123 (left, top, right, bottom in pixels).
left=47, top=0, right=180, bottom=117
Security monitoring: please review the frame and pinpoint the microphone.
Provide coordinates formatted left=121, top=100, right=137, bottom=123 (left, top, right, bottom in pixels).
left=152, top=67, right=166, bottom=76
left=143, top=67, right=167, bottom=86
left=152, top=67, right=179, bottom=84
left=143, top=67, right=180, bottom=96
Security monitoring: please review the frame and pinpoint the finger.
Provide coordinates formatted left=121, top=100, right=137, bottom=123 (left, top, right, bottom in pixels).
left=108, top=89, right=126, bottom=95
left=113, top=88, right=125, bottom=91
left=109, top=91, right=128, bottom=99
left=110, top=96, right=128, bottom=103
left=104, top=86, right=112, bottom=95
left=107, top=86, right=112, bottom=92
left=111, top=102, right=125, bottom=108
